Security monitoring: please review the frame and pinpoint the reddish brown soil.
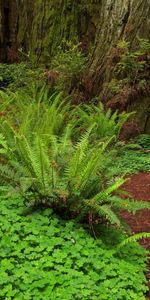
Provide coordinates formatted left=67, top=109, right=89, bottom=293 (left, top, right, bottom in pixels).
left=121, top=172, right=150, bottom=299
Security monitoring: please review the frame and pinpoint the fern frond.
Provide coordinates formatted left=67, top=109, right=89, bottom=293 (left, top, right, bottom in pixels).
left=77, top=137, right=112, bottom=192
left=98, top=205, right=121, bottom=226
left=117, top=232, right=150, bottom=250
left=66, top=125, right=95, bottom=181
left=0, top=163, right=18, bottom=186
left=75, top=102, right=134, bottom=141
left=110, top=195, right=150, bottom=213
left=85, top=199, right=121, bottom=226
left=0, top=133, right=8, bottom=154
left=0, top=90, right=14, bottom=111
left=105, top=177, right=128, bottom=195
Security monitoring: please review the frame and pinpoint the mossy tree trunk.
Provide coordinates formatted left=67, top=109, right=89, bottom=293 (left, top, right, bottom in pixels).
left=0, top=0, right=150, bottom=93
left=87, top=0, right=150, bottom=96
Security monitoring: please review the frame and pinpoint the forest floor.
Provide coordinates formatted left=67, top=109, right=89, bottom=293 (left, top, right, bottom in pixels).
left=121, top=173, right=150, bottom=299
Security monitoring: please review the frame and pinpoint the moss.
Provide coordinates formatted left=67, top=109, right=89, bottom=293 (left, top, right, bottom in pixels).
left=17, top=0, right=101, bottom=64
left=17, top=0, right=80, bottom=63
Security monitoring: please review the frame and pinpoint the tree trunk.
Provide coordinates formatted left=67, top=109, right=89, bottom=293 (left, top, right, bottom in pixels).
left=0, top=0, right=18, bottom=62
left=0, top=0, right=150, bottom=94
left=88, top=0, right=150, bottom=95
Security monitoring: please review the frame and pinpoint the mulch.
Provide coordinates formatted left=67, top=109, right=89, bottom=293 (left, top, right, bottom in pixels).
left=121, top=173, right=150, bottom=299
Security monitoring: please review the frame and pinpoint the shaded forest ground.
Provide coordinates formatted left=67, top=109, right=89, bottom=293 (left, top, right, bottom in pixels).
left=121, top=173, right=150, bottom=299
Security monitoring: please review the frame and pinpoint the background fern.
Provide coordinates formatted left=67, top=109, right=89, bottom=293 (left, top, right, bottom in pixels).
left=75, top=103, right=134, bottom=141
left=0, top=87, right=72, bottom=142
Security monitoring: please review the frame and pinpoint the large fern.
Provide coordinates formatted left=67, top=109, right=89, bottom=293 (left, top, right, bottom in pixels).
left=0, top=87, right=149, bottom=229
left=0, top=125, right=149, bottom=229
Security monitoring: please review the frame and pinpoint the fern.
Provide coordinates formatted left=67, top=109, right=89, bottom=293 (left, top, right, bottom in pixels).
left=0, top=133, right=8, bottom=154
left=65, top=124, right=95, bottom=181
left=1, top=120, right=150, bottom=229
left=0, top=90, right=16, bottom=114
left=109, top=195, right=150, bottom=212
left=116, top=232, right=150, bottom=251
left=0, top=88, right=150, bottom=230
left=0, top=88, right=71, bottom=143
left=75, top=103, right=134, bottom=141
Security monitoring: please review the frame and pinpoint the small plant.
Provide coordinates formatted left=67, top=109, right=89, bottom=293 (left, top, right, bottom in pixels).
left=107, top=143, right=150, bottom=176
left=107, top=38, right=150, bottom=95
left=51, top=41, right=87, bottom=77
left=0, top=63, right=45, bottom=91
left=116, top=39, right=150, bottom=82
left=105, top=78, right=128, bottom=94
left=50, top=41, right=87, bottom=93
left=0, top=88, right=149, bottom=228
left=134, top=134, right=150, bottom=150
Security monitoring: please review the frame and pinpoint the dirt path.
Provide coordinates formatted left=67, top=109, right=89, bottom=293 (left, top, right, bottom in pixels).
left=121, top=173, right=150, bottom=299
left=121, top=173, right=150, bottom=248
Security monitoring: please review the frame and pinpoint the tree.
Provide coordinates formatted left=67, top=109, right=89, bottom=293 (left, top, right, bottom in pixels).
left=0, top=0, right=150, bottom=125
left=0, top=0, right=18, bottom=62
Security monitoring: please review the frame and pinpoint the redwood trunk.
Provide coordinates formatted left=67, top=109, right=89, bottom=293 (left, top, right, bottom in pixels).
left=0, top=0, right=150, bottom=97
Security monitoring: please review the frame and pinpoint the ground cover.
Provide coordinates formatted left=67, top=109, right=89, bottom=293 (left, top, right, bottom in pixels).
left=0, top=193, right=149, bottom=300
left=120, top=172, right=150, bottom=299
left=0, top=76, right=150, bottom=300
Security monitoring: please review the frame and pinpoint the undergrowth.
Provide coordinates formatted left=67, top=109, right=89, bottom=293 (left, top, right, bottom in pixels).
left=107, top=38, right=150, bottom=95
left=0, top=63, right=45, bottom=91
left=0, top=84, right=150, bottom=299
left=0, top=20, right=150, bottom=300
left=0, top=87, right=150, bottom=229
left=0, top=193, right=148, bottom=300
left=108, top=142, right=150, bottom=176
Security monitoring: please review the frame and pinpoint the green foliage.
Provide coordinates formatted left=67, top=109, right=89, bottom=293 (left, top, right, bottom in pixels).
left=0, top=124, right=150, bottom=229
left=134, top=134, right=150, bottom=150
left=106, top=78, right=128, bottom=94
left=0, top=87, right=71, bottom=139
left=50, top=41, right=87, bottom=92
left=75, top=103, right=133, bottom=140
left=0, top=193, right=148, bottom=300
left=0, top=87, right=131, bottom=143
left=51, top=41, right=87, bottom=77
left=107, top=38, right=150, bottom=94
left=116, top=39, right=150, bottom=82
left=0, top=133, right=8, bottom=154
left=0, top=63, right=45, bottom=91
left=107, top=144, right=150, bottom=176
left=0, top=88, right=150, bottom=229
left=117, top=232, right=150, bottom=251
left=0, top=65, right=149, bottom=299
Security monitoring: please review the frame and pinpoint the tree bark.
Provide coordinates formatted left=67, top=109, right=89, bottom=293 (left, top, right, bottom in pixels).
left=88, top=0, right=150, bottom=95
left=0, top=0, right=18, bottom=62
left=0, top=0, right=150, bottom=92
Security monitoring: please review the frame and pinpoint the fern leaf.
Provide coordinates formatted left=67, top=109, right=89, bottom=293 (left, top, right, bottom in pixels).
left=117, top=232, right=150, bottom=250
